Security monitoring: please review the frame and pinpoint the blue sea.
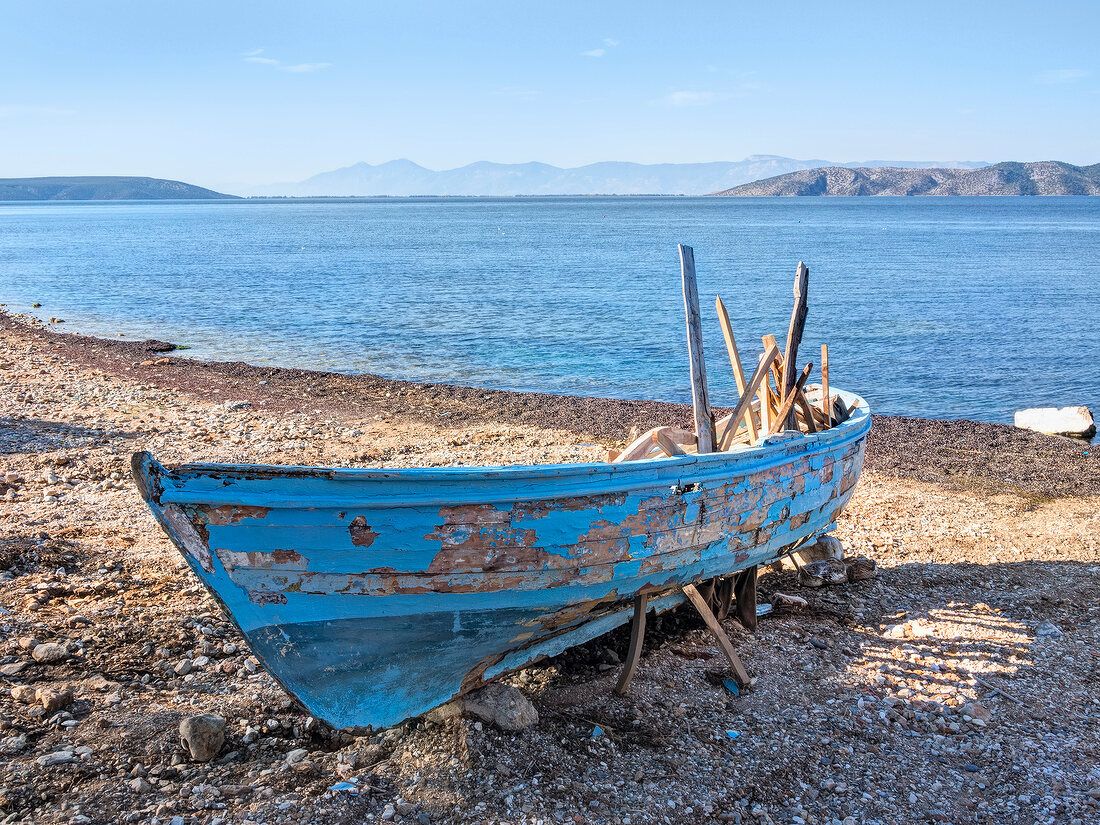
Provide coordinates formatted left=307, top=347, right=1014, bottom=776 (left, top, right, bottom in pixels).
left=1, top=196, right=1098, bottom=426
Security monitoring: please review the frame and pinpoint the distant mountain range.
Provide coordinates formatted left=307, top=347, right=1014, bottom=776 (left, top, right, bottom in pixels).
left=0, top=176, right=236, bottom=200
left=714, top=161, right=1100, bottom=196
left=241, top=156, right=990, bottom=197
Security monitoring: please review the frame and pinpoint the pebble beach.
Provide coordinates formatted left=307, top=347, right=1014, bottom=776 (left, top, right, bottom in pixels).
left=2, top=311, right=1099, bottom=825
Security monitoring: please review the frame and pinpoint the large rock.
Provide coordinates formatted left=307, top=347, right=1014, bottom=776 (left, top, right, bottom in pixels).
left=1014, top=406, right=1095, bottom=438
left=179, top=714, right=226, bottom=762
left=31, top=642, right=69, bottom=664
left=427, top=684, right=538, bottom=730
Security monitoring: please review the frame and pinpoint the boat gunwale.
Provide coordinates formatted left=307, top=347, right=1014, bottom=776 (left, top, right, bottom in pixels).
left=145, top=388, right=869, bottom=510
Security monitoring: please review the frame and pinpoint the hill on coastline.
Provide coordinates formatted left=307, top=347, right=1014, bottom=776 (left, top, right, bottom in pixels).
left=0, top=176, right=237, bottom=200
left=243, top=156, right=988, bottom=197
left=713, top=161, right=1100, bottom=196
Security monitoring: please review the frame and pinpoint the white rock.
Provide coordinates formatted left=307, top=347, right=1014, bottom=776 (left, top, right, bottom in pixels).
left=1014, top=406, right=1095, bottom=438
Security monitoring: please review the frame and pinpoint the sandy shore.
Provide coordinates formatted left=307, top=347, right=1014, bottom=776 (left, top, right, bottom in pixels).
left=1, top=312, right=1098, bottom=825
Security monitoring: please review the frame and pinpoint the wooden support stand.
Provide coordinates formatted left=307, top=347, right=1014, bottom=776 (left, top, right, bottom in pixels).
left=683, top=583, right=751, bottom=686
left=614, top=593, right=649, bottom=695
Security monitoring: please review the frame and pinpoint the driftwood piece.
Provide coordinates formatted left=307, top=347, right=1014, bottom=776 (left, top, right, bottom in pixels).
left=782, top=262, right=809, bottom=429
left=821, top=344, right=831, bottom=427
left=718, top=344, right=781, bottom=450
left=715, top=296, right=758, bottom=442
left=679, top=245, right=715, bottom=453
left=615, top=593, right=649, bottom=695
left=770, top=362, right=813, bottom=433
left=683, top=583, right=751, bottom=685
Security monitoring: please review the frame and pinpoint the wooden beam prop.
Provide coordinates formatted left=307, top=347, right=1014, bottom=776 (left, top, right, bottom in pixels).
left=718, top=344, right=781, bottom=449
left=782, top=262, right=810, bottom=430
left=615, top=592, right=649, bottom=695
left=715, top=296, right=758, bottom=442
left=679, top=245, right=715, bottom=453
left=683, top=583, right=751, bottom=685
left=821, top=344, right=831, bottom=427
left=771, top=362, right=813, bottom=433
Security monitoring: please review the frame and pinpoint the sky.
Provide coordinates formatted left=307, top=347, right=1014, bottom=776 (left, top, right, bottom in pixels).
left=2, top=0, right=1098, bottom=191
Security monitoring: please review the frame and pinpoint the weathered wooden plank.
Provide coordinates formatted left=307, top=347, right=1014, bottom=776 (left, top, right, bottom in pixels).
left=718, top=344, right=781, bottom=449
left=795, top=386, right=819, bottom=434
left=771, top=362, right=813, bottom=432
left=679, top=245, right=715, bottom=454
left=715, top=296, right=758, bottom=442
left=782, top=262, right=810, bottom=429
left=821, top=344, right=831, bottom=427
left=652, top=427, right=687, bottom=457
left=683, top=583, right=751, bottom=685
left=756, top=353, right=772, bottom=436
left=615, top=592, right=649, bottom=694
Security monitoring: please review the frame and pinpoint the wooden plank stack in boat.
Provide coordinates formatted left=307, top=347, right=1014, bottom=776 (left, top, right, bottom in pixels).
left=612, top=249, right=851, bottom=464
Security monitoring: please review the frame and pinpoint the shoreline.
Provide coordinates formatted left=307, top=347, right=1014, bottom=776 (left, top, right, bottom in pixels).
left=2, top=310, right=1096, bottom=499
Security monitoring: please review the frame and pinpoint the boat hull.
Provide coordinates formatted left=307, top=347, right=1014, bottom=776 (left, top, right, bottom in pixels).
left=132, top=389, right=870, bottom=729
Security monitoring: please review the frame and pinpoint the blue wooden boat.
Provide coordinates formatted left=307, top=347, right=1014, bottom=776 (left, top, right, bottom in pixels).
left=131, top=387, right=870, bottom=730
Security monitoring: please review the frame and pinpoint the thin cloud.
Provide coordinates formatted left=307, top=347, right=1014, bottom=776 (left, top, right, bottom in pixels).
left=242, top=50, right=331, bottom=73
left=659, top=90, right=725, bottom=107
left=603, top=38, right=619, bottom=47
left=582, top=48, right=605, bottom=58
left=0, top=105, right=76, bottom=117
left=280, top=63, right=331, bottom=73
left=497, top=86, right=540, bottom=101
left=1035, top=69, right=1089, bottom=84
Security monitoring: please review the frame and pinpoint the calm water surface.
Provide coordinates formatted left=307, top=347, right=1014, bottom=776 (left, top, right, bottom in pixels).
left=1, top=197, right=1098, bottom=426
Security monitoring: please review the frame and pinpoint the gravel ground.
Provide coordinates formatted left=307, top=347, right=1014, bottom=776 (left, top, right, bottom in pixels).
left=1, top=315, right=1099, bottom=825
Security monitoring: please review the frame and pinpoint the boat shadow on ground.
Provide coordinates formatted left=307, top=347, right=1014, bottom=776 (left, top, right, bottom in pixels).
left=527, top=559, right=1097, bottom=749
left=0, top=417, right=140, bottom=455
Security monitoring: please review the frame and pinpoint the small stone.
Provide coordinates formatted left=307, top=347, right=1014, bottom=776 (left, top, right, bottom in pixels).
left=395, top=801, right=417, bottom=816
left=961, top=702, right=992, bottom=723
left=10, top=685, right=37, bottom=704
left=37, top=751, right=75, bottom=766
left=36, top=686, right=74, bottom=712
left=174, top=659, right=193, bottom=676
left=130, top=777, right=152, bottom=793
left=381, top=803, right=396, bottom=821
left=179, top=714, right=226, bottom=762
left=285, top=748, right=308, bottom=764
left=1035, top=621, right=1063, bottom=638
left=32, top=642, right=69, bottom=664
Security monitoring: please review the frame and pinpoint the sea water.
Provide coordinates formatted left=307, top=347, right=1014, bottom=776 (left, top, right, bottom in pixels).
left=1, top=196, right=1097, bottom=425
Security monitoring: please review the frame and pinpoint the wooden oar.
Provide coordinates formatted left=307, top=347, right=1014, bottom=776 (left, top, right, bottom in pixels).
left=821, top=344, right=831, bottom=427
left=679, top=245, right=715, bottom=454
left=782, top=263, right=809, bottom=430
left=718, top=344, right=781, bottom=449
left=715, top=296, right=758, bottom=442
